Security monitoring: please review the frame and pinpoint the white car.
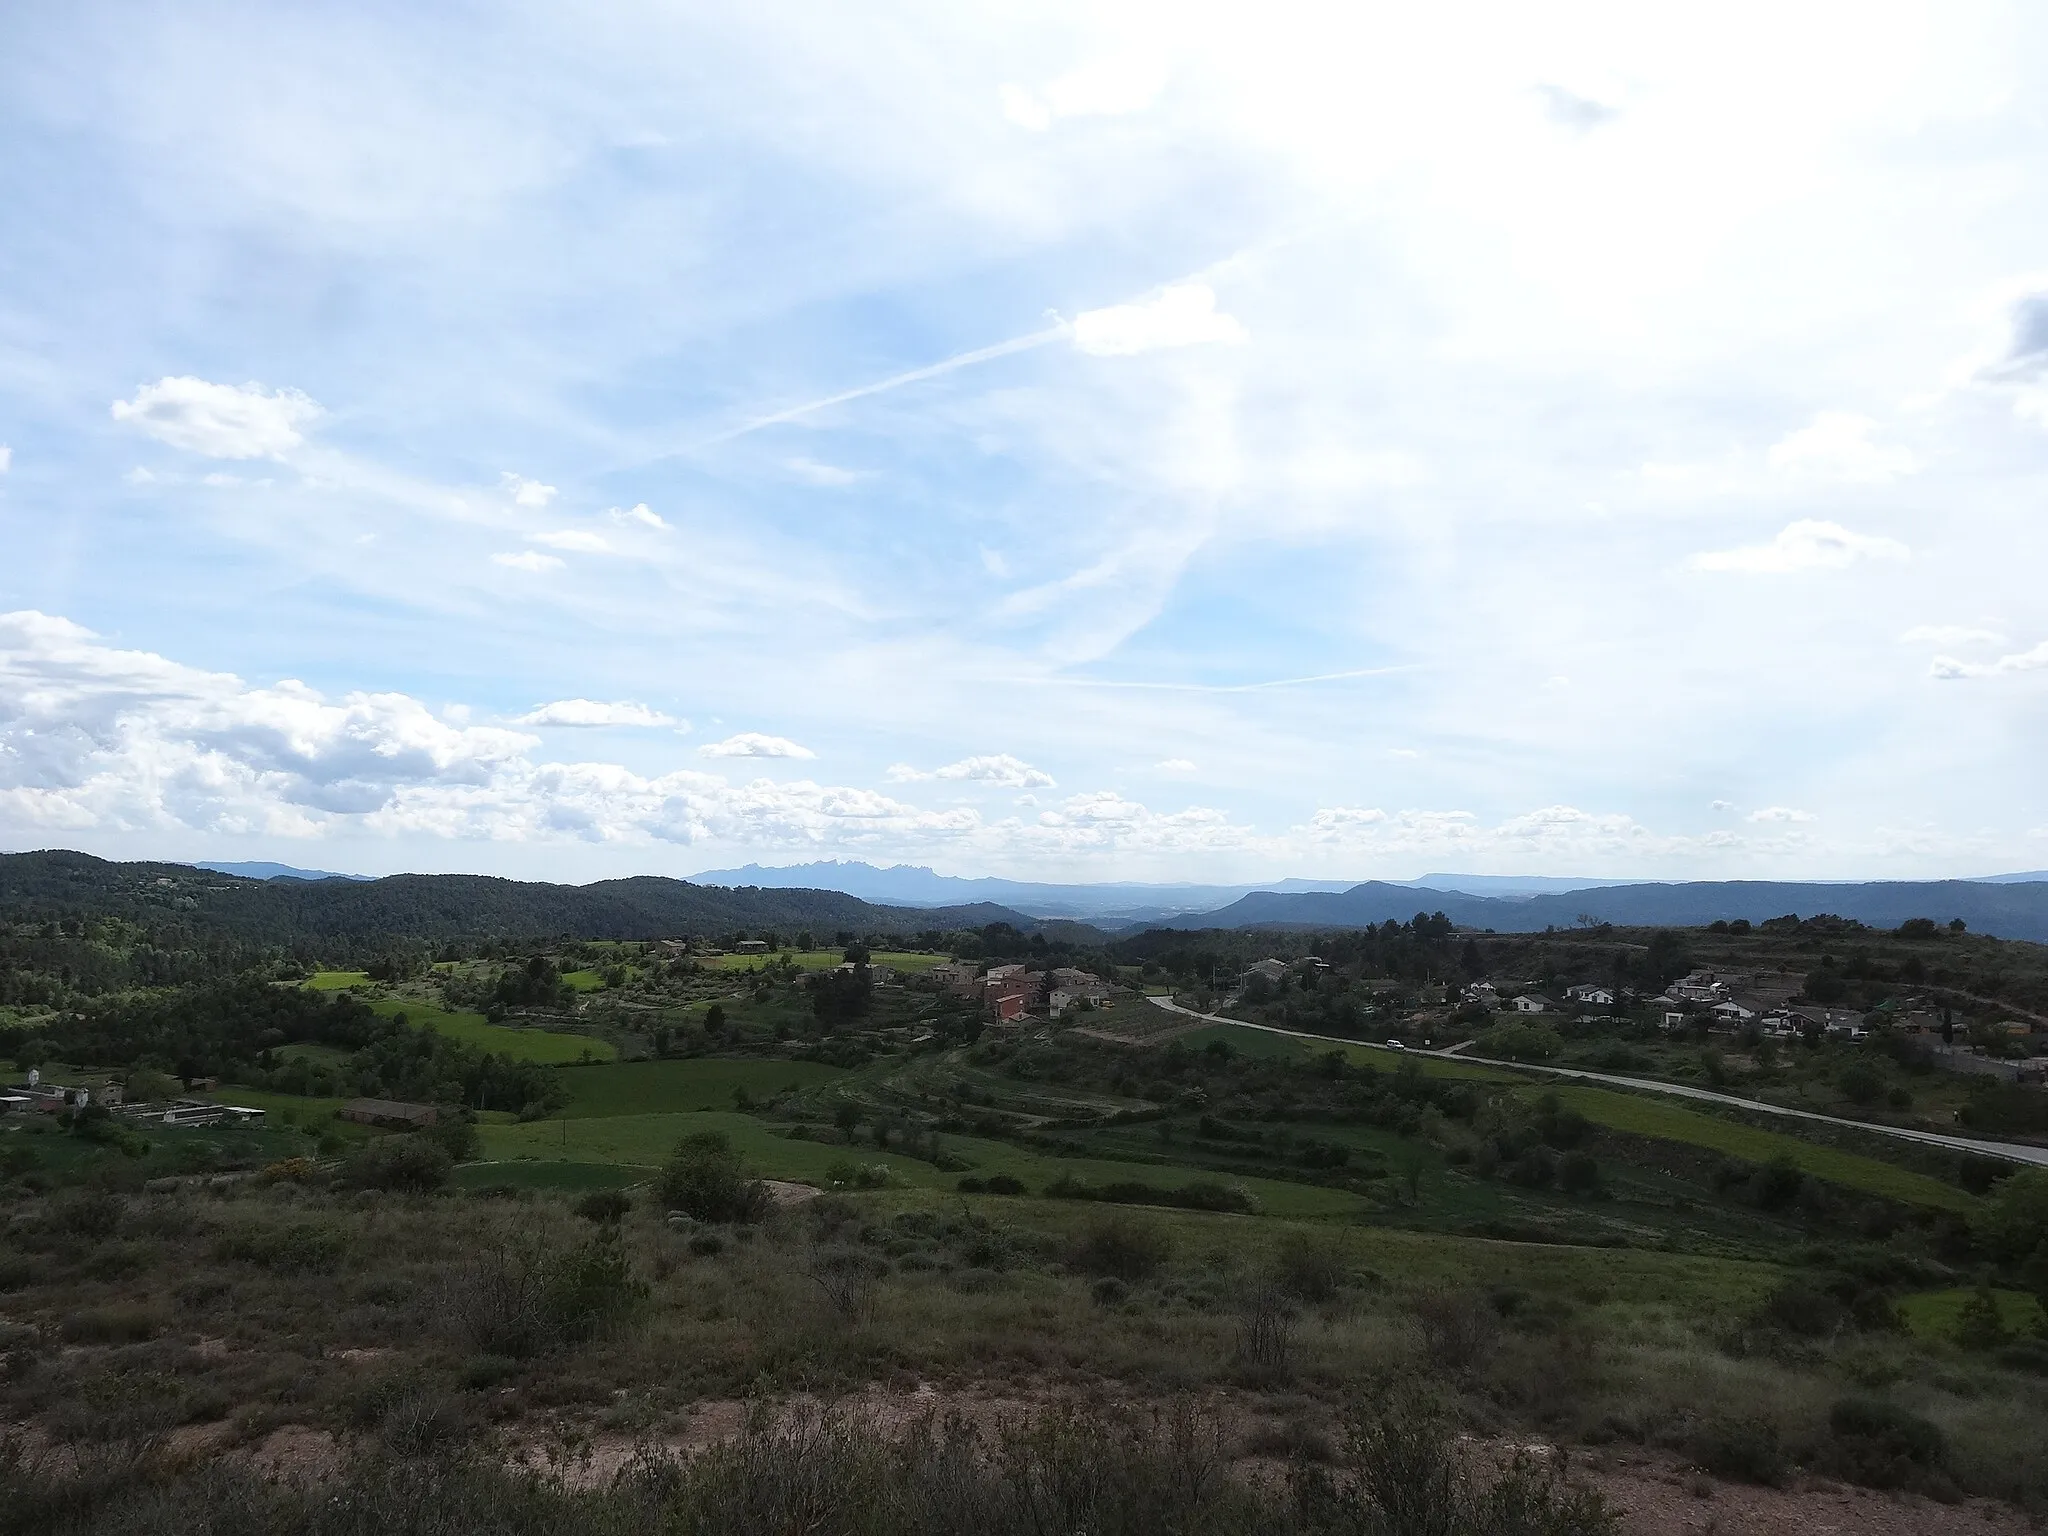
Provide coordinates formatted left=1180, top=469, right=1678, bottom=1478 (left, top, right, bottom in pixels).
left=1385, top=1038, right=1406, bottom=1051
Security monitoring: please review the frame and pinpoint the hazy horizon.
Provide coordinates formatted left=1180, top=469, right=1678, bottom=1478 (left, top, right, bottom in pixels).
left=6, top=4, right=2048, bottom=884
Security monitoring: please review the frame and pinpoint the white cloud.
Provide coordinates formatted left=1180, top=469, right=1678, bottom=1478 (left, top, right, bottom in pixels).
left=491, top=550, right=563, bottom=572
left=0, top=611, right=966, bottom=849
left=110, top=377, right=319, bottom=459
left=1710, top=800, right=1734, bottom=812
left=1072, top=283, right=1248, bottom=357
left=501, top=473, right=556, bottom=508
left=1002, top=55, right=1166, bottom=131
left=1931, top=640, right=2048, bottom=680
left=934, top=754, right=1055, bottom=789
left=511, top=700, right=682, bottom=728
left=0, top=445, right=10, bottom=474
left=1901, top=624, right=2004, bottom=648
left=888, top=754, right=1055, bottom=789
left=531, top=529, right=611, bottom=553
left=787, top=456, right=866, bottom=487
left=1688, top=519, right=1909, bottom=575
left=1766, top=411, right=1918, bottom=483
left=1748, top=806, right=1815, bottom=823
left=612, top=503, right=667, bottom=530
left=1155, top=758, right=1196, bottom=772
left=698, top=732, right=815, bottom=759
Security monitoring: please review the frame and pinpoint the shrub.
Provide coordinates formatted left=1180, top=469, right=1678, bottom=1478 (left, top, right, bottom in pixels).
left=340, top=1135, right=453, bottom=1193
left=1412, top=1289, right=1497, bottom=1376
left=214, top=1220, right=348, bottom=1272
left=1558, top=1152, right=1602, bottom=1195
left=46, top=1189, right=121, bottom=1240
left=659, top=1132, right=769, bottom=1223
left=1067, top=1214, right=1171, bottom=1281
left=1271, top=1231, right=1346, bottom=1303
left=1688, top=1415, right=1786, bottom=1485
left=984, top=1173, right=1025, bottom=1195
left=58, top=1304, right=163, bottom=1344
left=572, top=1190, right=631, bottom=1225
left=1820, top=1396, right=1947, bottom=1491
left=1953, top=1283, right=2010, bottom=1350
left=445, top=1232, right=646, bottom=1358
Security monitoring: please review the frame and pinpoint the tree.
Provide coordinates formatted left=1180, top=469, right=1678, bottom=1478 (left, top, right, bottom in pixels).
left=658, top=1131, right=768, bottom=1223
left=1978, top=1169, right=2048, bottom=1262
left=1837, top=1060, right=1885, bottom=1106
left=1954, top=1282, right=2010, bottom=1350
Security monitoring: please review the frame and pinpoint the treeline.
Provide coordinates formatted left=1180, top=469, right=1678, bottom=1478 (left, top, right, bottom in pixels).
left=0, top=980, right=563, bottom=1115
left=0, top=851, right=1059, bottom=957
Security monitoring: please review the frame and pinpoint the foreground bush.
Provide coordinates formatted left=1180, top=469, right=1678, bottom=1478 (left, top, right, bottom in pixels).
left=340, top=1135, right=453, bottom=1193
left=0, top=1393, right=1615, bottom=1536
left=658, top=1132, right=769, bottom=1223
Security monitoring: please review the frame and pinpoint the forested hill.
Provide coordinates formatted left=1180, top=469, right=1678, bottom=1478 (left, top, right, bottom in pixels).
left=1164, top=877, right=2048, bottom=943
left=0, top=850, right=1049, bottom=950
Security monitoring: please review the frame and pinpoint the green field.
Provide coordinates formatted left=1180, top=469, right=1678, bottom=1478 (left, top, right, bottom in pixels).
left=1170, top=1022, right=1972, bottom=1213
left=1535, top=1084, right=1976, bottom=1212
left=199, top=1086, right=358, bottom=1124
left=560, top=969, right=607, bottom=992
left=306, top=970, right=371, bottom=991
left=478, top=1110, right=1368, bottom=1216
left=367, top=998, right=616, bottom=1064
left=1898, top=1287, right=2047, bottom=1341
left=561, top=1058, right=847, bottom=1116
left=700, top=949, right=944, bottom=973
left=454, top=1160, right=639, bottom=1193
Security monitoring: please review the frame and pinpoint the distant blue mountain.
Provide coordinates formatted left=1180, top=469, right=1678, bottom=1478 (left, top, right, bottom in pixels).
left=194, top=860, right=372, bottom=883
left=1160, top=878, right=2048, bottom=944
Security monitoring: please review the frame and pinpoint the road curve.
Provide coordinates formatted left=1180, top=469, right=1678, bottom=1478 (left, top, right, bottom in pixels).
left=1145, top=995, right=2048, bottom=1170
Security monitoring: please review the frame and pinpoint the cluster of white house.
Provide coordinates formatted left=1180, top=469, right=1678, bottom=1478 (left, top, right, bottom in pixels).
left=0, top=1068, right=265, bottom=1127
left=930, top=961, right=1119, bottom=1022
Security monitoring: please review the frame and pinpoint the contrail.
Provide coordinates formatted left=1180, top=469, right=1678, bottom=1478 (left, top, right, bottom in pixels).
left=671, top=322, right=1072, bottom=457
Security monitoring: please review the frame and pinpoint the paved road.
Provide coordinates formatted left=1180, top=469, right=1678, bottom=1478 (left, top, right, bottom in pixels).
left=1146, top=995, right=2048, bottom=1169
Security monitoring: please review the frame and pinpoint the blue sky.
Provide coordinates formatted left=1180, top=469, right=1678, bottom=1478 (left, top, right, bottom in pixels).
left=4, top=1, right=2048, bottom=883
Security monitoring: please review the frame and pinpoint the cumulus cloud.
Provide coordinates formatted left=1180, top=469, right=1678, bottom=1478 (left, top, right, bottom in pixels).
left=531, top=529, right=611, bottom=553
left=1688, top=519, right=1908, bottom=575
left=501, top=473, right=557, bottom=508
left=491, top=551, right=562, bottom=572
left=110, top=377, right=320, bottom=459
left=1767, top=411, right=1918, bottom=483
left=1155, top=758, right=1196, bottom=772
left=936, top=754, right=1055, bottom=789
left=0, top=611, right=972, bottom=849
left=886, top=754, right=1054, bottom=788
left=698, top=732, right=815, bottom=759
left=511, top=700, right=682, bottom=728
left=1930, top=640, right=2048, bottom=680
left=1710, top=800, right=1734, bottom=812
left=1072, top=283, right=1248, bottom=357
left=1001, top=55, right=1166, bottom=131
left=612, top=503, right=667, bottom=530
left=1748, top=806, right=1815, bottom=823
left=1901, top=624, right=2005, bottom=647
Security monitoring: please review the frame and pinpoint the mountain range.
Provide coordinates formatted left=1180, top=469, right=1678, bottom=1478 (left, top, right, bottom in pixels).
left=1158, top=878, right=2048, bottom=943
left=685, top=860, right=1643, bottom=920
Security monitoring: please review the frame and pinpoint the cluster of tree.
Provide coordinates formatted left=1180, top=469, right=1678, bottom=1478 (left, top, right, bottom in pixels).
left=1, top=980, right=564, bottom=1116
left=437, top=955, right=577, bottom=1017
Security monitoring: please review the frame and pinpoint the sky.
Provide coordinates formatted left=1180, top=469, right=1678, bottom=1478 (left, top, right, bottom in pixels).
left=3, top=1, right=2048, bottom=885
